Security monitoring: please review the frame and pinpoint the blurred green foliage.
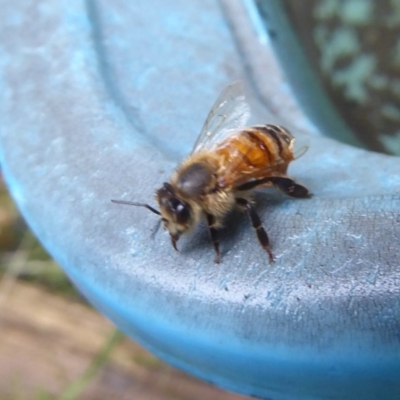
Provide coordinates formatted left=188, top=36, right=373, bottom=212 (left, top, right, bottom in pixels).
left=0, top=180, right=82, bottom=301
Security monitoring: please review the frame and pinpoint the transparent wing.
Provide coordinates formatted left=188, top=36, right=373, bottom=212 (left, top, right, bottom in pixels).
left=191, top=80, right=250, bottom=154
left=292, top=144, right=309, bottom=161
left=291, top=130, right=310, bottom=161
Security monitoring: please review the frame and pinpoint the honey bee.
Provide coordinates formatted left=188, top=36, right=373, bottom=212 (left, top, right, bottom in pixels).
left=112, top=81, right=310, bottom=263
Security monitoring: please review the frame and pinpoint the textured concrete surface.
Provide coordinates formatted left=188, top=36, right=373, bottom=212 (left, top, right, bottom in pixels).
left=0, top=1, right=400, bottom=399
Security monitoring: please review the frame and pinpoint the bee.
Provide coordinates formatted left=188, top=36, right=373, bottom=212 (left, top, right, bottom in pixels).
left=112, top=81, right=310, bottom=263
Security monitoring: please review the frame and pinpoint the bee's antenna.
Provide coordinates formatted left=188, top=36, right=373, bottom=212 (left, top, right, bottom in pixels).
left=111, top=199, right=161, bottom=216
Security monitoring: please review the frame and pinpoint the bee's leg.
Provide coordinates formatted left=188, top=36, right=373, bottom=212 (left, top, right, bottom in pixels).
left=236, top=198, right=274, bottom=263
left=206, top=213, right=221, bottom=264
left=236, top=177, right=310, bottom=198
left=267, top=177, right=311, bottom=198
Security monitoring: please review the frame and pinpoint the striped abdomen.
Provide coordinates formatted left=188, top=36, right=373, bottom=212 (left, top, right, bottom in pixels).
left=213, top=124, right=295, bottom=189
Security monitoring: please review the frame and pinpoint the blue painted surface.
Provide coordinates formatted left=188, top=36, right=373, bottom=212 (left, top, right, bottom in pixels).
left=0, top=1, right=400, bottom=399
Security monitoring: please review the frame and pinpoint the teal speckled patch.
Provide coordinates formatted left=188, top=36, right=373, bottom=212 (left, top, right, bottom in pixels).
left=340, top=0, right=373, bottom=24
left=282, top=0, right=400, bottom=155
left=316, top=27, right=360, bottom=73
left=314, top=0, right=340, bottom=19
left=332, top=54, right=376, bottom=103
left=380, top=131, right=400, bottom=154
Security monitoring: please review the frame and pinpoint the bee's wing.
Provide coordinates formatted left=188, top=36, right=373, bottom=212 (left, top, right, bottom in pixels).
left=292, top=144, right=309, bottom=160
left=291, top=131, right=310, bottom=161
left=191, top=81, right=250, bottom=154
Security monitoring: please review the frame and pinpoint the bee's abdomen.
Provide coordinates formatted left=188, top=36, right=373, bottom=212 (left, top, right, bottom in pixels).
left=213, top=124, right=295, bottom=188
left=250, top=124, right=294, bottom=160
left=235, top=124, right=294, bottom=167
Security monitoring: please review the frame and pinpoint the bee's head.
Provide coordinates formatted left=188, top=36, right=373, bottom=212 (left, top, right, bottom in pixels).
left=156, top=182, right=193, bottom=250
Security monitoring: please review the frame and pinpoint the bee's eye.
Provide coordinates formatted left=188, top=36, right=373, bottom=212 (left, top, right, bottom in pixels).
left=175, top=202, right=191, bottom=225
